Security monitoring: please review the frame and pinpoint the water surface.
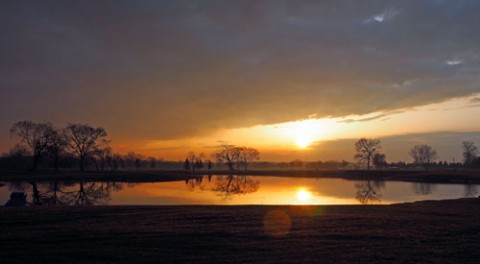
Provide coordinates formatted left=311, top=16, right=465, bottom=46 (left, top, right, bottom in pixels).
left=1, top=175, right=478, bottom=206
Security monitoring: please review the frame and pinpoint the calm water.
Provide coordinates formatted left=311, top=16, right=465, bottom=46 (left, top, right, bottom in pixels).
left=1, top=175, right=478, bottom=206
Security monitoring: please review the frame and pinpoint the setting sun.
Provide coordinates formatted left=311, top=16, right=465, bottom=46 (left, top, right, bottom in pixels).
left=295, top=136, right=313, bottom=149
left=296, top=189, right=312, bottom=202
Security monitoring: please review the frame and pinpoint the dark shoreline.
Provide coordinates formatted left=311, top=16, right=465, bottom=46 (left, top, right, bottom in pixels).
left=0, top=198, right=479, bottom=263
left=0, top=169, right=479, bottom=184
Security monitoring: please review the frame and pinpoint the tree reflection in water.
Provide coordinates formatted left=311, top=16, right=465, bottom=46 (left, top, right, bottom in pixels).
left=355, top=180, right=385, bottom=204
left=464, top=184, right=478, bottom=198
left=6, top=181, right=133, bottom=206
left=186, top=175, right=259, bottom=200
left=185, top=177, right=207, bottom=192
left=413, top=182, right=436, bottom=196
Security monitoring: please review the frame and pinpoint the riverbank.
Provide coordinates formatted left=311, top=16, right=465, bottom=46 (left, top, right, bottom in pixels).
left=0, top=169, right=479, bottom=184
left=0, top=198, right=479, bottom=263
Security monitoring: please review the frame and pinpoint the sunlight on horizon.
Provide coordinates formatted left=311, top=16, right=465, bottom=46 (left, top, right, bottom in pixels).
left=137, top=94, right=480, bottom=161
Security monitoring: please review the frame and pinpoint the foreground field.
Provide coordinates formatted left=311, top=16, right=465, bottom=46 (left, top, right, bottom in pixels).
left=1, top=199, right=479, bottom=263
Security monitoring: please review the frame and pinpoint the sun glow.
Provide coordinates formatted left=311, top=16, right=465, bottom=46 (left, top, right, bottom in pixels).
left=296, top=189, right=312, bottom=202
left=283, top=119, right=336, bottom=149
left=295, top=136, right=313, bottom=149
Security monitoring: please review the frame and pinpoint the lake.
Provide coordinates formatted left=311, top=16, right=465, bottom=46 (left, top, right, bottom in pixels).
left=1, top=175, right=478, bottom=206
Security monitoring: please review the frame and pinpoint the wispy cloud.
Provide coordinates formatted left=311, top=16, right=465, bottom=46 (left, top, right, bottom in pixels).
left=364, top=8, right=401, bottom=24
left=338, top=110, right=404, bottom=124
left=446, top=59, right=462, bottom=65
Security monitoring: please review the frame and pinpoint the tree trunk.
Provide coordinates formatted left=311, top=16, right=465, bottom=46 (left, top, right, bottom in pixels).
left=79, top=155, right=85, bottom=172
left=367, top=155, right=371, bottom=170
left=92, top=157, right=100, bottom=171
left=54, top=149, right=59, bottom=172
left=31, top=153, right=40, bottom=171
left=227, top=161, right=234, bottom=170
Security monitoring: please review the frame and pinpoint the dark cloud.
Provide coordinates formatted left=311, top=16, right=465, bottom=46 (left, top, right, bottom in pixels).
left=1, top=0, right=480, bottom=141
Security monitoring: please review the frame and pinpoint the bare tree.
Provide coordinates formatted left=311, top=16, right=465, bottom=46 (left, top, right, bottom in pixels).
left=372, top=153, right=387, bottom=169
left=214, top=144, right=241, bottom=170
left=92, top=145, right=111, bottom=171
left=10, top=121, right=53, bottom=170
left=47, top=127, right=68, bottom=171
left=409, top=144, right=438, bottom=169
left=354, top=138, right=381, bottom=170
left=185, top=152, right=205, bottom=171
left=65, top=123, right=108, bottom=171
left=239, top=147, right=260, bottom=170
left=462, top=141, right=478, bottom=167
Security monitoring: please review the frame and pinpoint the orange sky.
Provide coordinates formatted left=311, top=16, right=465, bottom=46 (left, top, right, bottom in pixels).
left=110, top=95, right=480, bottom=162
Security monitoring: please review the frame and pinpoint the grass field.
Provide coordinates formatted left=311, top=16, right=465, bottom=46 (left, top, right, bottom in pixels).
left=0, top=198, right=479, bottom=263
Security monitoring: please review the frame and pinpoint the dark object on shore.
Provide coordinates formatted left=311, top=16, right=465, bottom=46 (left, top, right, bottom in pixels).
left=5, top=192, right=27, bottom=206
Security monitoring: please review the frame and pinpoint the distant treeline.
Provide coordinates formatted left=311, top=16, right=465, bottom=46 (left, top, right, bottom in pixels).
left=1, top=120, right=480, bottom=171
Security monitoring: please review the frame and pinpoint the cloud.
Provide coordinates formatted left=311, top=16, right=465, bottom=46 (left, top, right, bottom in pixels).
left=446, top=59, right=463, bottom=65
left=339, top=110, right=404, bottom=123
left=1, top=1, right=480, bottom=142
left=364, top=8, right=401, bottom=23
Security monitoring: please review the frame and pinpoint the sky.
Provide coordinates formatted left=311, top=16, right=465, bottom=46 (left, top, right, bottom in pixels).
left=1, top=0, right=480, bottom=162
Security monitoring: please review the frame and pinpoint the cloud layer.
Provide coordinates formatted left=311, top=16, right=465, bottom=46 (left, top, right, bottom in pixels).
left=1, top=0, right=480, bottom=140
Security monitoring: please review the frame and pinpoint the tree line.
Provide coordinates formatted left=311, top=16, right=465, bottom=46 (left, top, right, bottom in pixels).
left=353, top=138, right=480, bottom=170
left=183, top=144, right=260, bottom=171
left=7, top=121, right=108, bottom=171
left=2, top=120, right=480, bottom=172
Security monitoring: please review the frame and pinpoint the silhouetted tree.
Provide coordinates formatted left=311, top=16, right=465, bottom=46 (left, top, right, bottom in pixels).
left=215, top=144, right=241, bottom=170
left=92, top=145, right=111, bottom=171
left=185, top=152, right=204, bottom=171
left=409, top=144, right=438, bottom=169
left=195, top=160, right=204, bottom=170
left=184, top=158, right=190, bottom=170
left=239, top=147, right=260, bottom=170
left=207, top=160, right=213, bottom=170
left=135, top=158, right=141, bottom=169
left=289, top=159, right=304, bottom=169
left=354, top=138, right=381, bottom=170
left=1, top=144, right=31, bottom=169
left=46, top=127, right=68, bottom=171
left=462, top=141, right=478, bottom=167
left=472, top=157, right=480, bottom=168
left=149, top=157, right=156, bottom=169
left=107, top=154, right=122, bottom=171
left=372, top=153, right=387, bottom=169
left=10, top=121, right=53, bottom=170
left=65, top=123, right=108, bottom=171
